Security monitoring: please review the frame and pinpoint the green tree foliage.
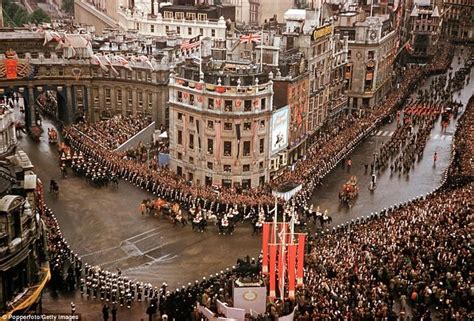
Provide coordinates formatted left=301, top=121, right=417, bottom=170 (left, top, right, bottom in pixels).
left=2, top=0, right=51, bottom=27
left=29, top=8, right=51, bottom=24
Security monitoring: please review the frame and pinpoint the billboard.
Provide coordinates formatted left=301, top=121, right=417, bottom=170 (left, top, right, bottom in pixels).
left=270, top=106, right=289, bottom=154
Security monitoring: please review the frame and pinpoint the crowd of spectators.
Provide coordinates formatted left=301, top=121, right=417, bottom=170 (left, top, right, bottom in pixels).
left=72, top=114, right=152, bottom=150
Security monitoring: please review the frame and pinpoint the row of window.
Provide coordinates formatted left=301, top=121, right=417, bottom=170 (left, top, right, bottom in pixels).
left=176, top=92, right=267, bottom=111
left=176, top=131, right=266, bottom=156
left=176, top=155, right=266, bottom=173
left=176, top=113, right=267, bottom=131
left=163, top=11, right=208, bottom=21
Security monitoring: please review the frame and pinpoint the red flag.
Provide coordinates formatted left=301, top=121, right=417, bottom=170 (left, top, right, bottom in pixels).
left=269, top=244, right=277, bottom=298
left=278, top=243, right=285, bottom=297
left=287, top=244, right=297, bottom=299
left=262, top=223, right=270, bottom=274
left=296, top=234, right=306, bottom=287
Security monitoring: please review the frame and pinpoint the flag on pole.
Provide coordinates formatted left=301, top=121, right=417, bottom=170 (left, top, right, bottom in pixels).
left=181, top=35, right=201, bottom=50
left=296, top=234, right=306, bottom=287
left=240, top=32, right=262, bottom=43
left=278, top=243, right=286, bottom=298
left=269, top=244, right=277, bottom=299
left=287, top=244, right=297, bottom=299
left=114, top=55, right=132, bottom=71
left=262, top=223, right=271, bottom=274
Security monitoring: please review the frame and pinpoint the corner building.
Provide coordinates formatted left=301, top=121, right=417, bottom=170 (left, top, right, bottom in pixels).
left=168, top=60, right=273, bottom=189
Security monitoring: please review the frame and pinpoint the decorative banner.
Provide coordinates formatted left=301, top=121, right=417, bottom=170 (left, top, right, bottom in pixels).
left=278, top=243, right=285, bottom=297
left=5, top=59, right=18, bottom=79
left=287, top=244, right=297, bottom=299
left=296, top=234, right=306, bottom=287
left=233, top=286, right=266, bottom=315
left=269, top=244, right=277, bottom=298
left=270, top=106, right=289, bottom=155
left=262, top=223, right=270, bottom=274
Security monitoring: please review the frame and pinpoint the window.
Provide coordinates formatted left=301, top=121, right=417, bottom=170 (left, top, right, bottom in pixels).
left=211, top=29, right=216, bottom=37
left=242, top=179, right=251, bottom=189
left=261, top=98, right=266, bottom=110
left=244, top=122, right=251, bottom=130
left=259, top=161, right=264, bottom=169
left=199, top=28, right=204, bottom=35
left=175, top=12, right=184, bottom=20
left=177, top=91, right=183, bottom=102
left=177, top=130, right=183, bottom=145
left=151, top=25, right=155, bottom=33
left=259, top=176, right=265, bottom=186
left=177, top=166, right=182, bottom=176
left=243, top=164, right=250, bottom=172
left=368, top=51, right=375, bottom=60
left=243, top=141, right=251, bottom=156
left=224, top=165, right=232, bottom=172
left=208, top=98, right=214, bottom=110
left=189, top=115, right=194, bottom=123
left=198, top=13, right=207, bottom=21
left=177, top=152, right=182, bottom=160
left=224, top=100, right=233, bottom=112
left=207, top=162, right=213, bottom=170
left=207, top=139, right=214, bottom=154
left=189, top=94, right=195, bottom=105
left=207, top=120, right=214, bottom=129
left=259, top=138, right=264, bottom=154
left=244, top=100, right=252, bottom=111
left=260, top=120, right=265, bottom=128
left=164, top=11, right=173, bottom=19
left=224, top=141, right=232, bottom=156
left=177, top=26, right=181, bottom=34
left=189, top=133, right=194, bottom=149
left=186, top=12, right=196, bottom=20
left=205, top=176, right=212, bottom=186
left=177, top=112, right=183, bottom=120
left=165, top=26, right=169, bottom=32
left=188, top=27, right=192, bottom=35
left=224, top=122, right=233, bottom=130
left=189, top=156, right=194, bottom=164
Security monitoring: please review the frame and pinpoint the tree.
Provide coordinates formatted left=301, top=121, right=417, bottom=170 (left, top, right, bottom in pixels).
left=28, top=8, right=51, bottom=24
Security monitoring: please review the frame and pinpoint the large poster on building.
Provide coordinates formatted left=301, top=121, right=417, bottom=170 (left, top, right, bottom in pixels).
left=271, top=106, right=289, bottom=154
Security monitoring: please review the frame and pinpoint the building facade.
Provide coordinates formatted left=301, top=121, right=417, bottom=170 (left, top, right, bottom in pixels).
left=0, top=31, right=170, bottom=128
left=336, top=11, right=397, bottom=110
left=168, top=61, right=273, bottom=189
left=0, top=122, right=49, bottom=315
left=406, top=0, right=443, bottom=59
left=443, top=0, right=474, bottom=42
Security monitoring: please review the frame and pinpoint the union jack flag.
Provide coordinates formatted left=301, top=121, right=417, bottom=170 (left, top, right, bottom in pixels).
left=240, top=32, right=262, bottom=44
left=180, top=35, right=201, bottom=50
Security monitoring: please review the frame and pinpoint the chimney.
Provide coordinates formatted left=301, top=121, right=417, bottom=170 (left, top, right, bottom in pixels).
left=151, top=0, right=155, bottom=15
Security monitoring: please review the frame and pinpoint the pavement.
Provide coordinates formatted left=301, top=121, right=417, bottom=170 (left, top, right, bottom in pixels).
left=16, top=47, right=473, bottom=320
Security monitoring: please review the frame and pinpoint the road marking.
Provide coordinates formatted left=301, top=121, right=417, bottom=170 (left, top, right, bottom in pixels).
left=382, top=131, right=390, bottom=136
left=376, top=130, right=383, bottom=136
left=388, top=131, right=394, bottom=136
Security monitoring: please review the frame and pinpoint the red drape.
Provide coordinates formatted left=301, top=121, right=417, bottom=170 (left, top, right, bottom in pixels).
left=287, top=244, right=297, bottom=299
left=269, top=244, right=277, bottom=298
left=262, top=223, right=270, bottom=274
left=278, top=243, right=285, bottom=298
left=297, top=234, right=306, bottom=287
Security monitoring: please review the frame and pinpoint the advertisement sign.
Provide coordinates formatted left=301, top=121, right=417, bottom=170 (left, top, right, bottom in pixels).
left=311, top=25, right=332, bottom=41
left=271, top=106, right=289, bottom=154
left=5, top=59, right=18, bottom=79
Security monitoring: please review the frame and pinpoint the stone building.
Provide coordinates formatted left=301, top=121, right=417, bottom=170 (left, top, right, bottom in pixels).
left=0, top=117, right=49, bottom=315
left=335, top=10, right=397, bottom=110
left=442, top=0, right=474, bottom=42
left=405, top=0, right=443, bottom=60
left=168, top=59, right=274, bottom=189
left=0, top=30, right=170, bottom=128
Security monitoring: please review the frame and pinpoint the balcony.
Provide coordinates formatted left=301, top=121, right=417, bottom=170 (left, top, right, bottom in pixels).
left=172, top=77, right=272, bottom=97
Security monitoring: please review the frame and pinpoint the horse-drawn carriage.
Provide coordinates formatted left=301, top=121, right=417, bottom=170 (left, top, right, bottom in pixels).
left=48, top=127, right=58, bottom=144
left=339, top=176, right=359, bottom=208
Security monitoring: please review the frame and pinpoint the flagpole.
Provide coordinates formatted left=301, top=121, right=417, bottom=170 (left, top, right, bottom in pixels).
left=199, top=37, right=203, bottom=81
left=260, top=26, right=264, bottom=72
left=280, top=204, right=286, bottom=300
